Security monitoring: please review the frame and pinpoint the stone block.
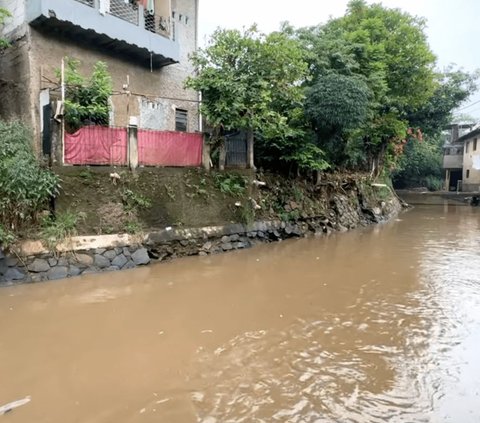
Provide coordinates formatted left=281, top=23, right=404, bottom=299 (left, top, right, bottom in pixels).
left=74, top=254, right=94, bottom=266
left=122, top=260, right=136, bottom=270
left=6, top=257, right=18, bottom=267
left=94, top=254, right=111, bottom=269
left=28, top=258, right=50, bottom=273
left=221, top=242, right=233, bottom=251
left=4, top=268, right=25, bottom=281
left=68, top=266, right=82, bottom=277
left=112, top=254, right=128, bottom=268
left=47, top=266, right=69, bottom=281
left=131, top=248, right=150, bottom=265
left=103, top=250, right=117, bottom=260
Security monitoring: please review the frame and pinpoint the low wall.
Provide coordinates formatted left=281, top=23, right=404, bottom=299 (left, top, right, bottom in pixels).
left=0, top=190, right=402, bottom=286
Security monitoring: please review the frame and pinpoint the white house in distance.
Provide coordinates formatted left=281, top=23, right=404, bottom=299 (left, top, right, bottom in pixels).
left=443, top=124, right=480, bottom=192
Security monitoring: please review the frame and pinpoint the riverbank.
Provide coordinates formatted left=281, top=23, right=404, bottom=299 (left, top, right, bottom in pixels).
left=0, top=169, right=402, bottom=285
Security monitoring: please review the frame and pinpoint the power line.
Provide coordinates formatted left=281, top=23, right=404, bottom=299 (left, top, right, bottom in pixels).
left=457, top=99, right=480, bottom=111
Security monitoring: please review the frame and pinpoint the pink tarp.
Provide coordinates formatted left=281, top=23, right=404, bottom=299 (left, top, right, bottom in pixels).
left=65, top=126, right=128, bottom=165
left=138, top=130, right=203, bottom=167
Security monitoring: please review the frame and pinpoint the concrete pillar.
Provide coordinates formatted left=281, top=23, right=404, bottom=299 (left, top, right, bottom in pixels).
left=219, top=141, right=226, bottom=171
left=445, top=169, right=450, bottom=191
left=202, top=138, right=211, bottom=171
left=128, top=124, right=138, bottom=170
left=138, top=5, right=145, bottom=28
left=247, top=129, right=255, bottom=169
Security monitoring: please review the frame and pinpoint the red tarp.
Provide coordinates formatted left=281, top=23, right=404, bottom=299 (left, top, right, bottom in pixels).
left=64, top=126, right=127, bottom=165
left=64, top=126, right=203, bottom=167
left=138, top=130, right=203, bottom=167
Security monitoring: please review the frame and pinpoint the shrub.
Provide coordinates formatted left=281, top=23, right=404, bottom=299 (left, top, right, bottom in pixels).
left=41, top=211, right=81, bottom=250
left=0, top=121, right=59, bottom=233
left=214, top=173, right=247, bottom=196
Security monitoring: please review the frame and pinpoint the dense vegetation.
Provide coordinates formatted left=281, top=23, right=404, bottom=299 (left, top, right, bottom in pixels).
left=187, top=0, right=477, bottom=183
left=60, top=58, right=113, bottom=132
left=0, top=121, right=59, bottom=246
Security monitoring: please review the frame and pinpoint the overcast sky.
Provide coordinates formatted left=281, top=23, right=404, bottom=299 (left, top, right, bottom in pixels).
left=198, top=0, right=480, bottom=119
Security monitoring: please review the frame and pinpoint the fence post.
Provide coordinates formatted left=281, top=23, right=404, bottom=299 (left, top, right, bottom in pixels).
left=219, top=139, right=226, bottom=171
left=128, top=123, right=138, bottom=170
left=202, top=136, right=211, bottom=171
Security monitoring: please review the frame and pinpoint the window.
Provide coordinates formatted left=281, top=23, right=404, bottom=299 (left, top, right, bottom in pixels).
left=466, top=141, right=469, bottom=153
left=474, top=138, right=477, bottom=151
left=445, top=148, right=451, bottom=155
left=466, top=169, right=470, bottom=178
left=175, top=109, right=188, bottom=132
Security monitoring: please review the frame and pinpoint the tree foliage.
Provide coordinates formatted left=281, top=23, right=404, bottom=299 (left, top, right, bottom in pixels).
left=305, top=74, right=371, bottom=134
left=297, top=0, right=438, bottom=172
left=407, top=67, right=479, bottom=137
left=59, top=58, right=113, bottom=132
left=186, top=26, right=328, bottom=171
left=187, top=26, right=307, bottom=137
left=393, top=136, right=443, bottom=190
left=0, top=121, right=59, bottom=238
left=190, top=0, right=478, bottom=177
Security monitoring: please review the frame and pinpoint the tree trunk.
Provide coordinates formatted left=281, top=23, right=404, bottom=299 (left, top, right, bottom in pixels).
left=246, top=129, right=255, bottom=169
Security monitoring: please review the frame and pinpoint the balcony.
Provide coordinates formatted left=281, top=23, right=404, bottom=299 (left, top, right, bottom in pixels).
left=26, top=0, right=179, bottom=67
left=443, top=151, right=463, bottom=169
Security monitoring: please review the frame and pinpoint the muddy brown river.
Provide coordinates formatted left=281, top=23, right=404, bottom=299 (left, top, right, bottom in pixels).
left=1, top=203, right=480, bottom=422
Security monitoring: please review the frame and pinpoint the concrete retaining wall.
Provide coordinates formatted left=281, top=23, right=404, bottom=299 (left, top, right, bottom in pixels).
left=0, top=191, right=402, bottom=286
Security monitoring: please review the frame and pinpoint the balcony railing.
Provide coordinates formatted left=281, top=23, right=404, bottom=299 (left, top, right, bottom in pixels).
left=109, top=0, right=139, bottom=25
left=29, top=0, right=180, bottom=66
left=72, top=0, right=173, bottom=39
left=75, top=0, right=94, bottom=6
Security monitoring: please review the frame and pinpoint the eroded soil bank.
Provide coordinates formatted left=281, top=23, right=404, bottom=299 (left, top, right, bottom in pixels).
left=0, top=169, right=401, bottom=284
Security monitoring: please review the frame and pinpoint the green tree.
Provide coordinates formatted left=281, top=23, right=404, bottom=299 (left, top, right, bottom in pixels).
left=186, top=26, right=319, bottom=170
left=0, top=7, right=11, bottom=48
left=304, top=73, right=371, bottom=166
left=393, top=68, right=478, bottom=189
left=392, top=135, right=443, bottom=190
left=407, top=67, right=479, bottom=137
left=60, top=58, right=113, bottom=132
left=297, top=0, right=437, bottom=173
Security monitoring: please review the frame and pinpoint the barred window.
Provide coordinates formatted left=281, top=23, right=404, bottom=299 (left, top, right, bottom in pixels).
left=175, top=109, right=188, bottom=132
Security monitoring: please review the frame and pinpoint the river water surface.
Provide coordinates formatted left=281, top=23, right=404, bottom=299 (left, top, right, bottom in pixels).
left=1, top=204, right=480, bottom=422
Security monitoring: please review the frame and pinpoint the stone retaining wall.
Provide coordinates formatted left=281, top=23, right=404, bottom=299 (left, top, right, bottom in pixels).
left=0, top=191, right=402, bottom=286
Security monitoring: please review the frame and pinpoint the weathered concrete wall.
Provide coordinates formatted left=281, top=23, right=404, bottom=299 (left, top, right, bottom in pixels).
left=0, top=0, right=26, bottom=35
left=463, top=136, right=480, bottom=191
left=0, top=185, right=402, bottom=285
left=0, top=0, right=35, bottom=139
left=0, top=34, right=34, bottom=129
left=0, top=0, right=199, bottom=150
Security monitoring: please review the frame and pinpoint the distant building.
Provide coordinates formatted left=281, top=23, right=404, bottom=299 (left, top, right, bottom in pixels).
left=443, top=123, right=480, bottom=192
left=0, top=0, right=200, bottom=155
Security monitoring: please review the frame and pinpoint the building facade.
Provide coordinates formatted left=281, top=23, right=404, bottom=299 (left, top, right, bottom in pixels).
left=443, top=124, right=480, bottom=192
left=459, top=128, right=480, bottom=192
left=0, top=0, right=200, bottom=154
